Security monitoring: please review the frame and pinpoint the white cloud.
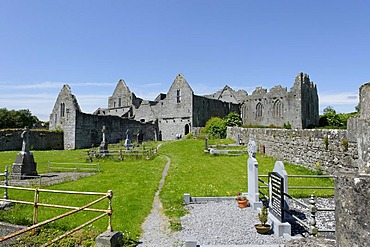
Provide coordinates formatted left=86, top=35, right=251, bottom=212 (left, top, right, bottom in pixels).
left=319, top=91, right=359, bottom=113
left=0, top=81, right=64, bottom=90
left=319, top=91, right=358, bottom=105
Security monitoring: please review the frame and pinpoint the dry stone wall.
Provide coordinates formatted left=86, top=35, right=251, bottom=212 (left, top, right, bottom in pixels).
left=227, top=127, right=358, bottom=173
left=0, top=129, right=63, bottom=151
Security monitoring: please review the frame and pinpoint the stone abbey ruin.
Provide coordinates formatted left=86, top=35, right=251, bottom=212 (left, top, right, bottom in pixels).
left=49, top=72, right=318, bottom=150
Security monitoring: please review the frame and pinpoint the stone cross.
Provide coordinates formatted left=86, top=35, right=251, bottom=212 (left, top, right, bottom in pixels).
left=247, top=137, right=261, bottom=209
left=101, top=126, right=106, bottom=143
left=247, top=138, right=257, bottom=158
left=21, top=126, right=30, bottom=153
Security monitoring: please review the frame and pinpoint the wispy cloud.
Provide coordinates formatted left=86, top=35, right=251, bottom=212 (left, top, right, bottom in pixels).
left=319, top=91, right=358, bottom=105
left=0, top=81, right=116, bottom=90
left=0, top=81, right=63, bottom=90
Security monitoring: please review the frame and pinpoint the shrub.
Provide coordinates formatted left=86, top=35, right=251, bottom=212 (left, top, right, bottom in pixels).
left=224, top=112, right=242, bottom=127
left=185, top=132, right=194, bottom=139
left=205, top=117, right=226, bottom=139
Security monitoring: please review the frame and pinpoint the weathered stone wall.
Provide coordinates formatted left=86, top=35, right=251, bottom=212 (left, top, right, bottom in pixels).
left=74, top=112, right=157, bottom=149
left=0, top=129, right=63, bottom=151
left=335, top=172, right=370, bottom=246
left=193, top=95, right=240, bottom=127
left=241, top=72, right=319, bottom=129
left=227, top=127, right=358, bottom=173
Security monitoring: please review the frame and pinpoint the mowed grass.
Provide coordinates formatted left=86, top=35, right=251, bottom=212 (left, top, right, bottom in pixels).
left=0, top=139, right=334, bottom=244
left=158, top=139, right=334, bottom=224
left=0, top=148, right=167, bottom=245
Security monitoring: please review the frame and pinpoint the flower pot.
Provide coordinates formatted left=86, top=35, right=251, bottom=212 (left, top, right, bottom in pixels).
left=254, top=223, right=271, bottom=234
left=237, top=199, right=248, bottom=208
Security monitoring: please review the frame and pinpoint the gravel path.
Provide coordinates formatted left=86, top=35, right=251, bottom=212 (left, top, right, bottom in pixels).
left=138, top=156, right=181, bottom=246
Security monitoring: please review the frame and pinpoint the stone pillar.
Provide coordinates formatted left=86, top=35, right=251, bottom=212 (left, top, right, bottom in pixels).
left=336, top=82, right=370, bottom=246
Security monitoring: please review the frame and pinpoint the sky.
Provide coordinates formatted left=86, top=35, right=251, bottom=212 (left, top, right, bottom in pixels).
left=1, top=0, right=369, bottom=121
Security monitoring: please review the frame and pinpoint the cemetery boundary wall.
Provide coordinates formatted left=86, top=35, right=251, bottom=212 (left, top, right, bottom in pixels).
left=0, top=129, right=63, bottom=151
left=227, top=127, right=358, bottom=173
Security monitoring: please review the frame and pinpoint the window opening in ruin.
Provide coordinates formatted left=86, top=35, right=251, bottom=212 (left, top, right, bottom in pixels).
left=176, top=89, right=181, bottom=103
left=256, top=103, right=262, bottom=119
left=118, top=98, right=122, bottom=107
left=273, top=100, right=283, bottom=118
left=60, top=103, right=65, bottom=117
left=114, top=102, right=116, bottom=108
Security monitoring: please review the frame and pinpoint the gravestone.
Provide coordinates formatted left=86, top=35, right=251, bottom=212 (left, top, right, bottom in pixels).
left=247, top=138, right=262, bottom=209
left=268, top=161, right=291, bottom=237
left=11, top=127, right=38, bottom=179
left=235, top=133, right=240, bottom=145
left=99, top=126, right=108, bottom=155
left=124, top=129, right=131, bottom=150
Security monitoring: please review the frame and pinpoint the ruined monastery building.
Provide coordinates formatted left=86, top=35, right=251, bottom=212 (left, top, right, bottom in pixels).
left=49, top=72, right=318, bottom=149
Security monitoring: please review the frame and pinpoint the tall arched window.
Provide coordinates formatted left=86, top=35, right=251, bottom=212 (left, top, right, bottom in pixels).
left=273, top=100, right=283, bottom=118
left=255, top=102, right=263, bottom=119
left=60, top=103, right=65, bottom=117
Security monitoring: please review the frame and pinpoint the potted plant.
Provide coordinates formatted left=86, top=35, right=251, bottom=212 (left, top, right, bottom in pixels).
left=255, top=205, right=271, bottom=234
left=235, top=192, right=249, bottom=208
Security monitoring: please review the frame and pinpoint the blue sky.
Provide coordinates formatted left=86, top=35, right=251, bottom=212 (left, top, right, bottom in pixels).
left=1, top=1, right=369, bottom=121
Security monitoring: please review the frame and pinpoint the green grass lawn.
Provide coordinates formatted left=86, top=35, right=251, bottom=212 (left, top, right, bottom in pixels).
left=0, top=139, right=334, bottom=245
left=158, top=139, right=334, bottom=228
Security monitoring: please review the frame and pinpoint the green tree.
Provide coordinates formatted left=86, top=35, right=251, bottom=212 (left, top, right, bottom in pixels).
left=205, top=117, right=227, bottom=139
left=0, top=108, right=39, bottom=129
left=224, top=112, right=242, bottom=127
left=319, top=106, right=357, bottom=129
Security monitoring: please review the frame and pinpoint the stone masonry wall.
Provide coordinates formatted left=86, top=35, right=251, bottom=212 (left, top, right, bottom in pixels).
left=193, top=95, right=240, bottom=127
left=335, top=172, right=370, bottom=246
left=227, top=127, right=358, bottom=174
left=74, top=111, right=157, bottom=149
left=0, top=129, right=63, bottom=151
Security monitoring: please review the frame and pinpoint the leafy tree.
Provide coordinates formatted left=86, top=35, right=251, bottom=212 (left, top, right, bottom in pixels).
left=319, top=106, right=358, bottom=129
left=224, top=112, right=242, bottom=127
left=204, top=117, right=227, bottom=139
left=0, top=108, right=39, bottom=129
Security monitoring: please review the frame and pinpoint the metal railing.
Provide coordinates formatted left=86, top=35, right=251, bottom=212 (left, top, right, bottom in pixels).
left=0, top=185, right=113, bottom=246
left=258, top=174, right=335, bottom=236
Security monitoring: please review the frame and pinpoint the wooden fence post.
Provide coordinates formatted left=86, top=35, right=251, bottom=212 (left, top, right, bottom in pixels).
left=107, top=190, right=113, bottom=232
left=32, top=188, right=40, bottom=234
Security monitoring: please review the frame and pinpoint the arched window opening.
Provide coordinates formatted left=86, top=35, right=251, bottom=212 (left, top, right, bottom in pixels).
left=60, top=103, right=65, bottom=117
left=255, top=103, right=263, bottom=119
left=273, top=100, right=283, bottom=118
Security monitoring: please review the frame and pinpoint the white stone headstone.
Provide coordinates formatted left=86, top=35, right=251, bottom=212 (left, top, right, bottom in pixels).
left=247, top=138, right=261, bottom=209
